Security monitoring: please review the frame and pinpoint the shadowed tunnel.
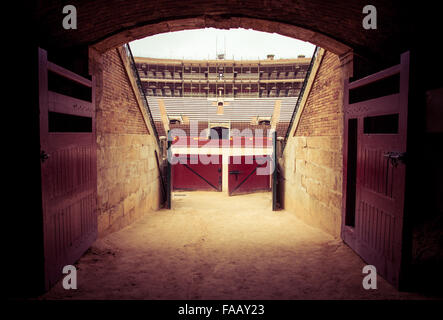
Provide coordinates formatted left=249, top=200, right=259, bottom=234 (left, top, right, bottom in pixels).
left=9, top=0, right=443, bottom=300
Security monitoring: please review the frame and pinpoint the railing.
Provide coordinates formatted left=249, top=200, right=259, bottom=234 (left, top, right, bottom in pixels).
left=122, top=43, right=161, bottom=143
left=282, top=46, right=319, bottom=152
left=171, top=136, right=273, bottom=148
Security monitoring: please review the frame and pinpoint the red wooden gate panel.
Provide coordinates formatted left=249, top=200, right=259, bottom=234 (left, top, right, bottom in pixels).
left=172, top=154, right=222, bottom=191
left=39, top=48, right=97, bottom=290
left=228, top=155, right=271, bottom=196
left=342, top=52, right=410, bottom=288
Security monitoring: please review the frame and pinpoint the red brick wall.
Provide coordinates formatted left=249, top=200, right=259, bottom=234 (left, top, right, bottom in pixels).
left=35, top=0, right=411, bottom=64
left=283, top=50, right=344, bottom=237
left=295, top=51, right=342, bottom=137
left=98, top=49, right=150, bottom=135
left=94, top=48, right=161, bottom=237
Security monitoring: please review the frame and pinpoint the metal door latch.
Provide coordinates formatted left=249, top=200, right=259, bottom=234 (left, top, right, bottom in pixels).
left=229, top=170, right=241, bottom=180
left=383, top=151, right=406, bottom=167
left=40, top=150, right=50, bottom=163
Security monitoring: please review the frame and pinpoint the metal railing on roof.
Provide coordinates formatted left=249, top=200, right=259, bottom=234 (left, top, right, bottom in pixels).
left=122, top=43, right=161, bottom=144
left=282, top=46, right=319, bottom=152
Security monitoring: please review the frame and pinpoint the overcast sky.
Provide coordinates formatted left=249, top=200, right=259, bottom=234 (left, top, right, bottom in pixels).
left=130, top=28, right=315, bottom=60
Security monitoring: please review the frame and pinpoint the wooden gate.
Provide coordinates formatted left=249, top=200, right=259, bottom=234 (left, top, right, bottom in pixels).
left=39, top=48, right=97, bottom=290
left=172, top=154, right=222, bottom=191
left=228, top=155, right=271, bottom=196
left=341, top=52, right=410, bottom=288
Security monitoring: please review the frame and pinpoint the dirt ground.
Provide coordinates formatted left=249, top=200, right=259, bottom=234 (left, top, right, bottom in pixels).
left=40, top=191, right=426, bottom=300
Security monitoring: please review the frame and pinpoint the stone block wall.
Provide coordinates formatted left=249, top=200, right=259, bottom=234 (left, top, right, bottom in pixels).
left=282, top=51, right=344, bottom=238
left=91, top=47, right=162, bottom=237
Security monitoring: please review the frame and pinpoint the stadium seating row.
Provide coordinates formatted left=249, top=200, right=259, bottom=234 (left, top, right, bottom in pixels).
left=146, top=96, right=298, bottom=123
left=145, top=89, right=300, bottom=97
left=138, top=69, right=307, bottom=80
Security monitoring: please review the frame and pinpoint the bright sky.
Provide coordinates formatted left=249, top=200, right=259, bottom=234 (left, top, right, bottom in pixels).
left=130, top=28, right=315, bottom=60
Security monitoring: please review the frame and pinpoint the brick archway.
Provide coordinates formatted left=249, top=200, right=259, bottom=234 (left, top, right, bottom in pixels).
left=34, top=0, right=411, bottom=64
left=91, top=16, right=351, bottom=57
left=8, top=0, right=438, bottom=299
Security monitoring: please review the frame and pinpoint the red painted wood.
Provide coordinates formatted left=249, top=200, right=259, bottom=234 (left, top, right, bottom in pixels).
left=172, top=154, right=222, bottom=191
left=48, top=61, right=93, bottom=88
left=171, top=136, right=272, bottom=148
left=347, top=64, right=401, bottom=90
left=341, top=52, right=410, bottom=288
left=39, top=48, right=97, bottom=290
left=171, top=136, right=220, bottom=148
left=228, top=155, right=271, bottom=196
left=228, top=136, right=273, bottom=148
left=48, top=91, right=94, bottom=118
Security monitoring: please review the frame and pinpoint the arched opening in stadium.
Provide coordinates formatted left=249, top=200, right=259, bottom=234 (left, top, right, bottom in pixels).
left=130, top=29, right=318, bottom=208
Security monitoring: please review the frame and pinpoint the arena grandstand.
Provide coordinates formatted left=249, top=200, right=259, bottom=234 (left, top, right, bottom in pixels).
left=134, top=55, right=312, bottom=138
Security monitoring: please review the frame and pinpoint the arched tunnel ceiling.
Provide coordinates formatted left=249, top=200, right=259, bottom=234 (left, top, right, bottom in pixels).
left=33, top=0, right=416, bottom=63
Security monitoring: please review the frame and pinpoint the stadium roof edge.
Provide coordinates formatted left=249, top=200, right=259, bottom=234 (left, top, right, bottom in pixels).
left=133, top=56, right=312, bottom=65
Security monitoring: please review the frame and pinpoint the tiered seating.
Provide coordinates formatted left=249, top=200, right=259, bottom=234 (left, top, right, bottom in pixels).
left=146, top=87, right=298, bottom=98
left=207, top=73, right=219, bottom=80
left=236, top=73, right=259, bottom=80
left=164, top=87, right=172, bottom=96
left=183, top=73, right=205, bottom=80
left=146, top=96, right=298, bottom=124
left=295, top=71, right=306, bottom=79
left=164, top=70, right=172, bottom=79
left=138, top=69, right=146, bottom=77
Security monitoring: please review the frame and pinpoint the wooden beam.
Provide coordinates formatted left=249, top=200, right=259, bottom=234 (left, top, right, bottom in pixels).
left=158, top=98, right=170, bottom=132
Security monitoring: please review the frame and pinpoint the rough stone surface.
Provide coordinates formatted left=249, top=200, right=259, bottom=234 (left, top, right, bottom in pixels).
left=282, top=51, right=344, bottom=238
left=94, top=48, right=162, bottom=237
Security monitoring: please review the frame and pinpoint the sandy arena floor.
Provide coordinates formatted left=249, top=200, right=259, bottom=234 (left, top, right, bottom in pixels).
left=40, top=191, right=425, bottom=300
